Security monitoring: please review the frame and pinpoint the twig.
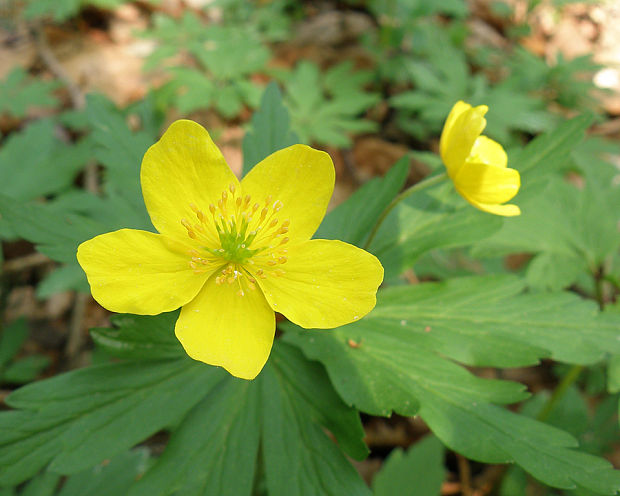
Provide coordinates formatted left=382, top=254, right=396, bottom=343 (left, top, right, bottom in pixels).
left=473, top=465, right=507, bottom=495
left=457, top=454, right=473, bottom=496
left=65, top=292, right=88, bottom=362
left=2, top=252, right=51, bottom=273
left=32, top=24, right=85, bottom=110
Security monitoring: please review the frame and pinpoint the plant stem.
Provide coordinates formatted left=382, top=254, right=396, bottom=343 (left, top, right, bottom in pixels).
left=363, top=172, right=447, bottom=250
left=537, top=364, right=584, bottom=422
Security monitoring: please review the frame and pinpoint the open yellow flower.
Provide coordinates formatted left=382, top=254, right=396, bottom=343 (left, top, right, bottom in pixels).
left=439, top=101, right=521, bottom=216
left=77, top=120, right=383, bottom=380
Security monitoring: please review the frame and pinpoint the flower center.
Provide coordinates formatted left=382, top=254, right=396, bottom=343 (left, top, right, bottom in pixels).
left=180, top=183, right=290, bottom=295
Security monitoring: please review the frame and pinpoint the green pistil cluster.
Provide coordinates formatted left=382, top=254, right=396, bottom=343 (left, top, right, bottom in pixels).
left=211, top=217, right=260, bottom=264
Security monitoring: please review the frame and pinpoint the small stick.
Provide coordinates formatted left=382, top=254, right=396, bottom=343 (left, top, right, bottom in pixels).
left=2, top=253, right=50, bottom=273
left=457, top=454, right=473, bottom=496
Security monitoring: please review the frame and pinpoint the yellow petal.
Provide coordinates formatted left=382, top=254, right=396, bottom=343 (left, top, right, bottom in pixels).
left=466, top=200, right=521, bottom=217
left=241, top=145, right=335, bottom=243
left=454, top=161, right=520, bottom=205
left=252, top=239, right=384, bottom=329
left=440, top=103, right=488, bottom=177
left=77, top=229, right=212, bottom=315
left=469, top=136, right=507, bottom=168
left=175, top=275, right=275, bottom=380
left=141, top=120, right=239, bottom=243
left=439, top=101, right=470, bottom=159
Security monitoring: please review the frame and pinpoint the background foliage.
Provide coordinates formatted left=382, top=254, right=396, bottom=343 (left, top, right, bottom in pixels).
left=1, top=0, right=620, bottom=494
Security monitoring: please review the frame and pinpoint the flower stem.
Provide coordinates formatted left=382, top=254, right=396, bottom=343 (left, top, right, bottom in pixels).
left=536, top=364, right=584, bottom=422
left=363, top=172, right=447, bottom=250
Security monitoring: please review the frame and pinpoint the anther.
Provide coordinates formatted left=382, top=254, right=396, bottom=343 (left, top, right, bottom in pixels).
left=209, top=204, right=216, bottom=214
left=244, top=195, right=251, bottom=206
left=278, top=256, right=287, bottom=264
left=265, top=195, right=273, bottom=206
left=267, top=260, right=277, bottom=266
left=229, top=183, right=236, bottom=194
left=237, top=289, right=245, bottom=296
left=280, top=237, right=289, bottom=245
left=236, top=197, right=242, bottom=207
left=190, top=203, right=199, bottom=213
left=281, top=220, right=290, bottom=227
left=269, top=218, right=279, bottom=228
left=252, top=203, right=259, bottom=213
left=273, top=200, right=283, bottom=212
left=222, top=191, right=228, bottom=201
left=181, top=218, right=192, bottom=230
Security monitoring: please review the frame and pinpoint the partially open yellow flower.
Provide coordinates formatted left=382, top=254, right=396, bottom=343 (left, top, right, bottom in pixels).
left=77, top=120, right=383, bottom=380
left=439, top=101, right=521, bottom=216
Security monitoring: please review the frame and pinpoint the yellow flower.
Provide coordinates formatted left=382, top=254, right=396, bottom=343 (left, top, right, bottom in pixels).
left=439, top=101, right=521, bottom=216
left=77, top=120, right=383, bottom=380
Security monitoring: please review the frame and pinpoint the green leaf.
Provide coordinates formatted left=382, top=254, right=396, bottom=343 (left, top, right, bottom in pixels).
left=85, top=94, right=153, bottom=223
left=214, top=84, right=244, bottom=119
left=317, top=157, right=409, bottom=247
left=0, top=338, right=368, bottom=494
left=131, top=343, right=368, bottom=495
left=58, top=449, right=149, bottom=496
left=508, top=113, right=593, bottom=201
left=0, top=359, right=225, bottom=484
left=192, top=26, right=270, bottom=80
left=473, top=179, right=620, bottom=291
left=3, top=356, right=50, bottom=385
left=283, top=275, right=620, bottom=494
left=131, top=342, right=368, bottom=496
left=0, top=120, right=87, bottom=204
left=19, top=472, right=59, bottom=496
left=128, top=378, right=260, bottom=496
left=608, top=355, right=620, bottom=394
left=143, top=20, right=267, bottom=118
left=0, top=320, right=28, bottom=368
left=261, top=343, right=371, bottom=496
left=158, top=67, right=215, bottom=114
left=367, top=182, right=502, bottom=279
left=242, top=82, right=299, bottom=175
left=372, top=435, right=445, bottom=496
left=0, top=194, right=106, bottom=264
left=267, top=342, right=368, bottom=461
left=90, top=312, right=184, bottom=360
left=283, top=61, right=379, bottom=146
left=0, top=69, right=59, bottom=117
left=36, top=264, right=89, bottom=299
